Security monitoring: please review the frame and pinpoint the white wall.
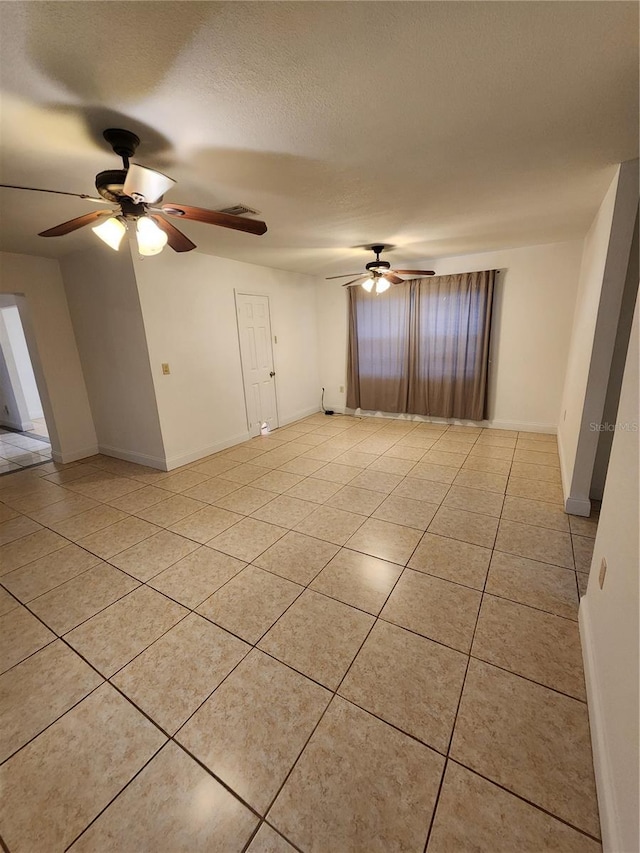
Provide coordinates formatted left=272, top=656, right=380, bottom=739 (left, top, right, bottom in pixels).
left=579, top=294, right=639, bottom=853
left=62, top=243, right=166, bottom=468
left=1, top=305, right=43, bottom=419
left=132, top=249, right=320, bottom=468
left=317, top=240, right=583, bottom=432
left=558, top=161, right=638, bottom=515
left=0, top=252, right=97, bottom=462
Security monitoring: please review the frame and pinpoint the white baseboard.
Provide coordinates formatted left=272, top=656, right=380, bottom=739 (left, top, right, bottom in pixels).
left=97, top=444, right=167, bottom=471
left=164, top=431, right=251, bottom=471
left=579, top=598, right=620, bottom=853
left=52, top=444, right=100, bottom=464
left=0, top=417, right=33, bottom=432
left=332, top=408, right=557, bottom=434
left=565, top=495, right=592, bottom=516
left=486, top=419, right=557, bottom=434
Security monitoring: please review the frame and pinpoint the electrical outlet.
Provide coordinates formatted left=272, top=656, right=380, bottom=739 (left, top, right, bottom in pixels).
left=339, top=386, right=344, bottom=393
left=598, top=557, right=607, bottom=589
left=161, top=363, right=171, bottom=375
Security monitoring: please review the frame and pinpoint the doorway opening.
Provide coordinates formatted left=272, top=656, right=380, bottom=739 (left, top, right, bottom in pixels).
left=0, top=298, right=52, bottom=473
left=235, top=292, right=279, bottom=438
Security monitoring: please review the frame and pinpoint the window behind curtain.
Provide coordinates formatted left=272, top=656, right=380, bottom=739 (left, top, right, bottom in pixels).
left=347, top=270, right=495, bottom=421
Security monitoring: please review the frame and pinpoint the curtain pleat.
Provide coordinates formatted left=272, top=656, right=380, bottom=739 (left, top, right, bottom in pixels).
left=346, top=270, right=495, bottom=420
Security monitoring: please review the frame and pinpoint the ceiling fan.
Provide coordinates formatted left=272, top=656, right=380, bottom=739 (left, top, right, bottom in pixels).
left=326, top=244, right=435, bottom=294
left=0, top=128, right=267, bottom=256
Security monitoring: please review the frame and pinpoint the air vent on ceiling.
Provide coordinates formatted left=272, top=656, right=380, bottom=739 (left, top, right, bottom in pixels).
left=218, top=203, right=261, bottom=217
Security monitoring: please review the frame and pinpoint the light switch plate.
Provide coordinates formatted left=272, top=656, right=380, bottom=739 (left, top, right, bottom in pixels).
left=161, top=363, right=170, bottom=375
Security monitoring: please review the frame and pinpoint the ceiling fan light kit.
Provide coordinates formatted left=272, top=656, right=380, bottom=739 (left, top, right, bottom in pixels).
left=0, top=128, right=268, bottom=257
left=327, top=244, right=436, bottom=294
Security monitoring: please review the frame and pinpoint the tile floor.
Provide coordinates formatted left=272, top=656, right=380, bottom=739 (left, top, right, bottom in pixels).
left=0, top=427, right=52, bottom=474
left=0, top=414, right=601, bottom=852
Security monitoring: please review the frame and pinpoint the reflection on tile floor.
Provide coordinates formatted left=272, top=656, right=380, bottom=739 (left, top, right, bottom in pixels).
left=0, top=428, right=52, bottom=474
left=0, top=414, right=601, bottom=851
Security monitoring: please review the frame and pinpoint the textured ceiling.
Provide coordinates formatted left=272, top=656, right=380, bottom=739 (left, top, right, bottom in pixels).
left=0, top=1, right=637, bottom=277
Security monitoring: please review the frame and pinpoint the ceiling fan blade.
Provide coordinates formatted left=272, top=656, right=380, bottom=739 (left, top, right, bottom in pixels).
left=384, top=273, right=404, bottom=285
left=150, top=215, right=196, bottom=253
left=1, top=183, right=109, bottom=204
left=342, top=277, right=368, bottom=287
left=123, top=164, right=176, bottom=204
left=161, top=204, right=267, bottom=236
left=326, top=273, right=362, bottom=280
left=391, top=269, right=436, bottom=276
left=38, top=210, right=113, bottom=237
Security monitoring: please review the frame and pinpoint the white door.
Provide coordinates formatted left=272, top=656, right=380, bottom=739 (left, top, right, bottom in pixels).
left=235, top=293, right=279, bottom=437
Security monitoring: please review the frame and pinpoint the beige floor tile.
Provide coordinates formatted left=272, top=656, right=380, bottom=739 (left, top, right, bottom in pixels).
left=178, top=650, right=330, bottom=813
left=29, top=563, right=140, bottom=635
left=215, top=485, right=275, bottom=515
left=569, top=512, right=599, bottom=538
left=269, top=696, right=444, bottom=853
left=169, top=505, right=243, bottom=544
left=109, top=530, right=199, bottom=581
left=217, top=463, right=272, bottom=486
left=393, top=476, right=449, bottom=503
left=42, top=463, right=101, bottom=485
left=5, top=482, right=69, bottom=513
left=156, top=470, right=211, bottom=494
left=0, top=606, right=55, bottom=673
left=326, top=484, right=386, bottom=516
left=409, top=461, right=458, bottom=485
left=475, top=434, right=517, bottom=448
left=514, top=447, right=560, bottom=466
left=501, top=494, right=569, bottom=531
left=422, top=449, right=467, bottom=468
left=183, top=476, right=243, bottom=502
left=428, top=506, right=498, bottom=549
left=1, top=543, right=101, bottom=602
left=310, top=548, right=402, bottom=614
left=368, top=455, right=416, bottom=476
left=278, top=456, right=326, bottom=476
left=472, top=595, right=585, bottom=699
left=252, top=494, right=317, bottom=528
left=348, top=469, right=404, bottom=494
left=302, top=444, right=344, bottom=462
left=149, top=546, right=246, bottom=608
left=251, top=470, right=304, bottom=494
left=573, top=534, right=595, bottom=573
left=197, top=565, right=303, bottom=643
left=453, top=468, right=508, bottom=493
left=409, top=533, right=491, bottom=590
left=340, top=620, right=467, bottom=752
left=66, top=472, right=143, bottom=502
left=577, top=572, right=589, bottom=596
left=346, top=517, right=422, bottom=564
left=0, top=585, right=18, bottom=616
left=70, top=742, right=256, bottom=852
left=107, top=485, right=169, bottom=513
left=49, top=504, right=127, bottom=540
left=495, top=519, right=574, bottom=568
left=77, top=516, right=158, bottom=559
left=451, top=659, right=599, bottom=838
left=190, top=456, right=241, bottom=477
left=427, top=761, right=601, bottom=853
left=246, top=824, right=297, bottom=853
left=486, top=551, right=579, bottom=620
left=443, top=485, right=504, bottom=518
left=372, top=494, right=438, bottom=530
left=334, top=449, right=379, bottom=467
left=0, top=640, right=102, bottom=762
left=294, top=505, right=366, bottom=546
left=462, top=454, right=512, bottom=475
left=225, top=446, right=267, bottom=463
left=208, top=517, right=287, bottom=561
left=253, top=531, right=339, bottom=584
left=259, top=589, right=374, bottom=689
left=0, top=528, right=68, bottom=575
left=383, top=444, right=426, bottom=462
left=113, top=613, right=248, bottom=733
left=285, top=477, right=342, bottom=503
left=0, top=514, right=41, bottom=545
left=0, top=683, right=165, bottom=853
left=0, top=503, right=20, bottom=524
left=469, top=444, right=514, bottom=461
left=381, top=569, right=481, bottom=653
left=136, top=493, right=207, bottom=526
left=506, top=476, right=564, bottom=504
left=65, top=586, right=188, bottom=677
left=510, top=461, right=561, bottom=483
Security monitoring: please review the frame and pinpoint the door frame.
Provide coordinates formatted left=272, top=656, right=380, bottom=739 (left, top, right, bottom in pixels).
left=234, top=290, right=280, bottom=437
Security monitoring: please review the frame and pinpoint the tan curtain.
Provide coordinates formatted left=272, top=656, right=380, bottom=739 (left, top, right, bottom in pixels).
left=347, top=270, right=495, bottom=420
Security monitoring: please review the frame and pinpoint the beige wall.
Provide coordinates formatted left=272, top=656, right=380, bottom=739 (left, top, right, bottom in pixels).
left=132, top=249, right=321, bottom=468
left=316, top=239, right=583, bottom=432
left=579, top=295, right=639, bottom=853
left=0, top=251, right=97, bottom=462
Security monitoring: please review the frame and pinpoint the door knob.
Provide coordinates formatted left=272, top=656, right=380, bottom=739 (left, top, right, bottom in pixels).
left=269, top=371, right=276, bottom=377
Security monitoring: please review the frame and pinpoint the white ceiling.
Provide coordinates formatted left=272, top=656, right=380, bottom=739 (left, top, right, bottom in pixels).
left=0, top=1, right=637, bottom=277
